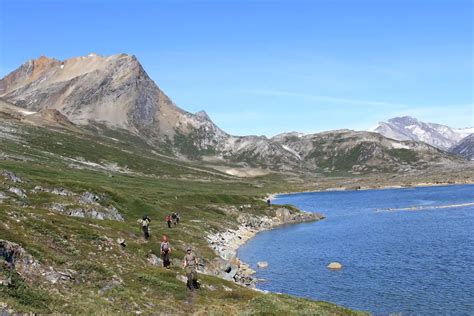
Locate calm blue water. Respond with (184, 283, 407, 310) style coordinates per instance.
(238, 185, 474, 315)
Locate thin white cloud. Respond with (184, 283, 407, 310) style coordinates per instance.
(244, 89, 410, 107)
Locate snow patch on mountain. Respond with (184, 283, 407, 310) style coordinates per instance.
(373, 116, 473, 151)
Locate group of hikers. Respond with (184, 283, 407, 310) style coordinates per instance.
(165, 212, 180, 228)
(137, 214, 199, 291)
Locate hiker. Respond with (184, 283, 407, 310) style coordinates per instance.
(176, 213, 180, 225)
(267, 199, 271, 207)
(183, 246, 199, 291)
(171, 212, 178, 226)
(161, 235, 172, 269)
(165, 214, 172, 228)
(137, 215, 151, 240)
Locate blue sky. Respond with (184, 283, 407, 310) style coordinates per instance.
(0, 0, 472, 136)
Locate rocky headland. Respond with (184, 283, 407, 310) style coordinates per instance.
(205, 207, 324, 287)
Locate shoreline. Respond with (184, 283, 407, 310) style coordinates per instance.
(265, 181, 474, 201)
(206, 181, 474, 290)
(206, 207, 324, 287)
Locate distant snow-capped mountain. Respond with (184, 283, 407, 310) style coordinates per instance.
(450, 134, 474, 160)
(372, 116, 474, 151)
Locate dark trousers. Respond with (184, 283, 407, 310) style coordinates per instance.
(142, 226, 150, 240)
(162, 251, 170, 268)
(167, 221, 171, 228)
(186, 267, 199, 290)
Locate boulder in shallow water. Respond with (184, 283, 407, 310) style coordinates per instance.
(327, 262, 342, 270)
(257, 261, 268, 268)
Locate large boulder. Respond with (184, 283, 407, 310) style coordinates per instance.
(327, 262, 343, 270)
(257, 261, 268, 269)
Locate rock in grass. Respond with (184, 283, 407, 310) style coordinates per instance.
(147, 253, 162, 266)
(257, 261, 268, 268)
(176, 274, 187, 284)
(1, 170, 23, 183)
(327, 262, 343, 270)
(8, 187, 26, 198)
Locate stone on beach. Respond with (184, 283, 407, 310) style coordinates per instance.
(327, 262, 343, 270)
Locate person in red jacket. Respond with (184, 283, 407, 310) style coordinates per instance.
(165, 214, 172, 228)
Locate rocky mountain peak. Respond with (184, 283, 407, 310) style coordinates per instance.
(373, 116, 473, 151)
(195, 110, 211, 121)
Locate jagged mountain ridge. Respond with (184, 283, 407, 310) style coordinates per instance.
(373, 116, 474, 151)
(272, 130, 453, 173)
(450, 134, 474, 160)
(0, 53, 301, 168)
(0, 53, 464, 173)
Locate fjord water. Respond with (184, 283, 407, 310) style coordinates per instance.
(238, 185, 474, 315)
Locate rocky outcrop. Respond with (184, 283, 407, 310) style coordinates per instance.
(0, 240, 74, 284)
(49, 203, 123, 221)
(8, 187, 26, 198)
(206, 207, 324, 287)
(1, 170, 22, 183)
(31, 188, 124, 221)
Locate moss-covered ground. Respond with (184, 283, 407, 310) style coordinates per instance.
(0, 121, 368, 315)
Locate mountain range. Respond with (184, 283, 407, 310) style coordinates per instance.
(0, 53, 471, 174)
(373, 116, 473, 160)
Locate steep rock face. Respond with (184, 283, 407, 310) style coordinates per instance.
(450, 134, 474, 160)
(0, 53, 184, 137)
(373, 116, 474, 151)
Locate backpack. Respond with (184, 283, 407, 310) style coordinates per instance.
(161, 242, 170, 253)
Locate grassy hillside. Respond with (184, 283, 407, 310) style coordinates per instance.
(0, 119, 368, 315)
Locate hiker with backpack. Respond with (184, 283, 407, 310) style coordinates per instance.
(171, 212, 178, 226)
(165, 214, 172, 228)
(137, 215, 151, 240)
(161, 235, 172, 269)
(183, 246, 199, 291)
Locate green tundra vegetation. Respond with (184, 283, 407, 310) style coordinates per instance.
(0, 121, 368, 315)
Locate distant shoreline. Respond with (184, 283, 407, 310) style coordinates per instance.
(266, 181, 474, 201)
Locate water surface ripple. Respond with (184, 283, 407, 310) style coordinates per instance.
(238, 185, 474, 315)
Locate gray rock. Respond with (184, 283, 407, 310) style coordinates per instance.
(147, 254, 162, 266)
(176, 274, 187, 284)
(51, 188, 73, 196)
(79, 191, 103, 205)
(43, 270, 74, 284)
(8, 187, 26, 198)
(0, 239, 40, 273)
(49, 203, 124, 221)
(1, 171, 22, 183)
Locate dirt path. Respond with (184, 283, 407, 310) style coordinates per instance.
(183, 289, 197, 314)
